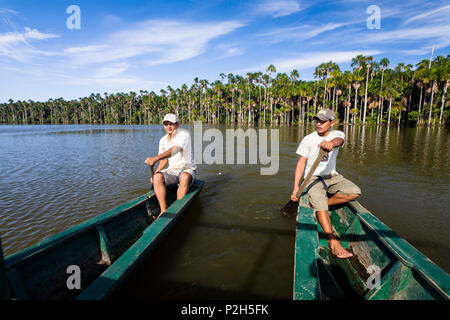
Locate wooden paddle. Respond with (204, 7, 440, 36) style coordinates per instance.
(149, 164, 155, 190)
(281, 149, 329, 217)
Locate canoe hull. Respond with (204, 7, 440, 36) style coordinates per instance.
(293, 195, 450, 300)
(1, 180, 204, 300)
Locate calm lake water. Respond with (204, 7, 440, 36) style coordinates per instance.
(0, 124, 449, 299)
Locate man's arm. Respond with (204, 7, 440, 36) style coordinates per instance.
(145, 145, 183, 167)
(155, 158, 168, 173)
(318, 137, 344, 152)
(156, 145, 182, 161)
(291, 156, 307, 201)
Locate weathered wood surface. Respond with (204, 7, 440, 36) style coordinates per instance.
(293, 192, 450, 300)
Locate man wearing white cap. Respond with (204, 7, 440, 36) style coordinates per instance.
(290, 108, 361, 259)
(145, 113, 196, 218)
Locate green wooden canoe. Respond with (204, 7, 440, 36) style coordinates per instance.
(0, 180, 204, 300)
(294, 192, 450, 300)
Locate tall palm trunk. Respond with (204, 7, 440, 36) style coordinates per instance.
(428, 80, 436, 126)
(362, 68, 369, 124)
(346, 85, 351, 123)
(314, 88, 318, 116)
(418, 85, 423, 121)
(378, 98, 384, 125)
(232, 89, 235, 123)
(439, 80, 448, 124)
(259, 85, 262, 124)
(269, 99, 273, 124)
(387, 97, 392, 125)
(353, 87, 359, 124)
(335, 88, 339, 113)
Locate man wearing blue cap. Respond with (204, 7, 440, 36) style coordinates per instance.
(145, 113, 196, 218)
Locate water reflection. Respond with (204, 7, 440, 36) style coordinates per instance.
(0, 124, 449, 300)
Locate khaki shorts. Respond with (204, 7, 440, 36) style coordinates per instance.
(157, 168, 196, 186)
(306, 174, 361, 211)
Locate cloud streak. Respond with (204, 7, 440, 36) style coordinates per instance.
(356, 25, 450, 44)
(404, 4, 450, 24)
(258, 22, 349, 42)
(242, 50, 381, 74)
(65, 19, 246, 66)
(0, 27, 59, 62)
(254, 0, 301, 18)
(0, 8, 18, 29)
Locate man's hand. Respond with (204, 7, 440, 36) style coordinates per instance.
(291, 186, 300, 201)
(318, 140, 334, 152)
(145, 156, 158, 166)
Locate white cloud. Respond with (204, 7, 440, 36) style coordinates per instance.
(214, 43, 245, 59)
(222, 47, 244, 58)
(0, 18, 245, 100)
(254, 0, 301, 18)
(404, 4, 450, 24)
(64, 45, 108, 54)
(94, 62, 129, 78)
(0, 8, 18, 29)
(274, 51, 381, 72)
(0, 27, 58, 45)
(258, 22, 348, 42)
(65, 19, 245, 66)
(242, 50, 381, 74)
(398, 40, 450, 56)
(0, 27, 59, 61)
(357, 25, 450, 43)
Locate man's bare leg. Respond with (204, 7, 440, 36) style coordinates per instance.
(177, 172, 192, 200)
(316, 210, 353, 258)
(328, 193, 359, 206)
(153, 173, 167, 217)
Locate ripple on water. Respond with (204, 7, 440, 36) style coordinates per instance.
(1, 125, 449, 298)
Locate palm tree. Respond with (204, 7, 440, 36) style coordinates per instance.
(433, 55, 450, 124)
(352, 55, 374, 124)
(266, 64, 276, 124)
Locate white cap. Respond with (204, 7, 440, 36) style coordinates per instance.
(163, 113, 178, 123)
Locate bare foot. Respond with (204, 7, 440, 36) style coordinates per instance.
(151, 210, 165, 221)
(330, 241, 353, 259)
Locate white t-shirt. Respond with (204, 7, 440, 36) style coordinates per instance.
(296, 130, 345, 176)
(158, 129, 197, 171)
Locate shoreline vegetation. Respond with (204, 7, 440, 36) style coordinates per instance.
(1, 55, 449, 127)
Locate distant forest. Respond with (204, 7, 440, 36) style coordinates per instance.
(1, 54, 449, 126)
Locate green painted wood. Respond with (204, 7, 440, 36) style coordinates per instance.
(0, 237, 10, 299)
(4, 192, 156, 269)
(1, 181, 203, 300)
(97, 226, 114, 264)
(365, 261, 403, 300)
(294, 196, 450, 300)
(76, 180, 204, 300)
(5, 269, 28, 300)
(12, 229, 107, 300)
(293, 193, 322, 300)
(315, 254, 345, 299)
(349, 201, 450, 298)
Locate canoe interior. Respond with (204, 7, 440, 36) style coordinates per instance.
(294, 195, 450, 300)
(1, 181, 203, 300)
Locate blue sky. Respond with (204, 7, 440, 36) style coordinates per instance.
(0, 0, 449, 102)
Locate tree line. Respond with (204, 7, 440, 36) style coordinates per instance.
(1, 54, 449, 126)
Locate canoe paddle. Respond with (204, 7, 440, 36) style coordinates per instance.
(149, 164, 155, 190)
(281, 148, 329, 217)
